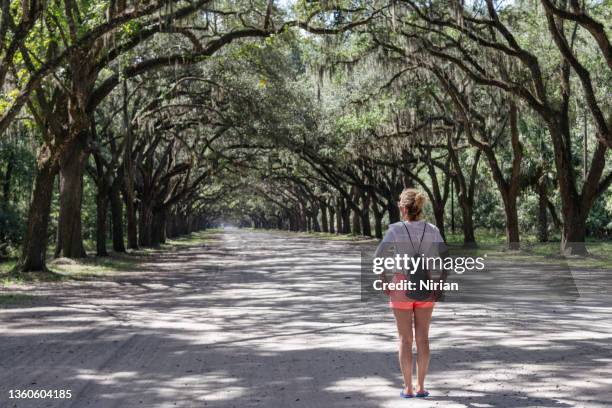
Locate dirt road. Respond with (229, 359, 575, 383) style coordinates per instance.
(1, 229, 611, 407)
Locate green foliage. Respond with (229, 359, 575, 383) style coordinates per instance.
(0, 134, 36, 256)
(0, 0, 610, 266)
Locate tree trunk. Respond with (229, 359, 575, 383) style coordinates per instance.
(431, 203, 446, 242)
(176, 213, 188, 236)
(110, 181, 126, 252)
(561, 203, 588, 255)
(186, 215, 193, 234)
(372, 201, 383, 240)
(55, 137, 88, 259)
(546, 111, 595, 255)
(138, 200, 153, 247)
(386, 198, 400, 223)
(503, 197, 520, 250)
(166, 213, 176, 237)
(152, 209, 167, 245)
(122, 79, 138, 249)
(340, 197, 351, 234)
(374, 213, 383, 239)
(158, 212, 167, 244)
(321, 204, 329, 233)
(459, 200, 476, 246)
(474, 133, 521, 249)
(351, 208, 361, 235)
(547, 200, 562, 229)
(360, 191, 372, 237)
(95, 187, 109, 257)
(537, 183, 549, 242)
(349, 188, 362, 235)
(297, 205, 306, 231)
(504, 104, 522, 250)
(335, 198, 342, 234)
(123, 188, 138, 249)
(312, 208, 321, 232)
(328, 206, 335, 234)
(448, 132, 480, 246)
(19, 151, 57, 272)
(288, 213, 295, 231)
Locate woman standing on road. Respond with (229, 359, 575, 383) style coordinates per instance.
(374, 188, 447, 399)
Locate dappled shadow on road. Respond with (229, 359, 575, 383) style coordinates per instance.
(1, 230, 611, 407)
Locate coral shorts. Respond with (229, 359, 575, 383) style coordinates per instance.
(388, 272, 434, 310)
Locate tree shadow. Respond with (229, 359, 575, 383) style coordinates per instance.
(1, 229, 611, 407)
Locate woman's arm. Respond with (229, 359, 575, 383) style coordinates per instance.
(374, 226, 396, 295)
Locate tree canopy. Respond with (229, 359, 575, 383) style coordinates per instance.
(0, 0, 610, 270)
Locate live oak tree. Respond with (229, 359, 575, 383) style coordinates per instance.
(10, 0, 379, 271)
(1, 1, 611, 274)
(383, 0, 611, 253)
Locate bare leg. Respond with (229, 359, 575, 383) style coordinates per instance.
(414, 306, 434, 394)
(392, 308, 414, 394)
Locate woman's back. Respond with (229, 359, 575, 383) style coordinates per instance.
(376, 220, 445, 259)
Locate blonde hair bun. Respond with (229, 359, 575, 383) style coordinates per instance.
(399, 188, 427, 220)
(414, 192, 427, 207)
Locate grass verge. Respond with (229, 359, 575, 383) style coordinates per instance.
(0, 229, 222, 286)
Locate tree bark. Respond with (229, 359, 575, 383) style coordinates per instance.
(561, 209, 587, 254)
(93, 154, 109, 257)
(386, 198, 400, 224)
(359, 190, 372, 237)
(55, 136, 88, 258)
(547, 200, 562, 230)
(109, 181, 126, 252)
(537, 182, 549, 242)
(320, 203, 329, 233)
(151, 209, 167, 245)
(505, 104, 522, 250)
(420, 151, 450, 240)
(19, 151, 57, 272)
(312, 208, 321, 232)
(467, 104, 522, 249)
(166, 213, 176, 237)
(371, 196, 384, 239)
(335, 198, 342, 234)
(95, 186, 109, 257)
(342, 199, 350, 234)
(503, 198, 520, 250)
(549, 121, 594, 255)
(351, 207, 361, 235)
(186, 215, 193, 234)
(288, 213, 295, 231)
(122, 80, 138, 249)
(431, 203, 446, 240)
(458, 198, 476, 245)
(448, 144, 480, 246)
(123, 188, 138, 249)
(138, 200, 153, 247)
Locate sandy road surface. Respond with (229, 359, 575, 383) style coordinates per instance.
(1, 229, 611, 408)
